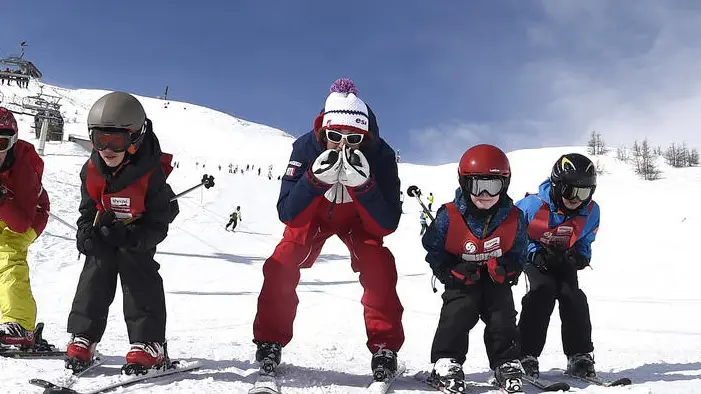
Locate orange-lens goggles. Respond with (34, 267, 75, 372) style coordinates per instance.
(90, 128, 131, 152)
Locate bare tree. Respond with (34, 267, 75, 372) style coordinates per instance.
(587, 131, 608, 155)
(636, 138, 661, 180)
(664, 142, 679, 167)
(587, 131, 597, 155)
(689, 148, 700, 166)
(616, 145, 629, 162)
(595, 160, 606, 175)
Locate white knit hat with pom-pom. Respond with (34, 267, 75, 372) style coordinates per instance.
(319, 78, 369, 134)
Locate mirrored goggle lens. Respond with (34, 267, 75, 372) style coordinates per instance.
(469, 177, 504, 197)
(562, 185, 593, 201)
(90, 129, 130, 152)
(325, 129, 364, 145)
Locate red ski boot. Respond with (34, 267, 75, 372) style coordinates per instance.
(0, 322, 35, 349)
(123, 342, 167, 375)
(65, 335, 97, 372)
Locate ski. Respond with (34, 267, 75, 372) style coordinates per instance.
(249, 373, 280, 394)
(29, 360, 201, 394)
(367, 359, 406, 394)
(563, 372, 631, 387)
(522, 374, 570, 391)
(0, 348, 65, 358)
(30, 355, 107, 392)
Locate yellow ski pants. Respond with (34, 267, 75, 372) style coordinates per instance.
(0, 221, 37, 331)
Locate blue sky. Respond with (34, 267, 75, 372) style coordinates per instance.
(2, 1, 701, 164)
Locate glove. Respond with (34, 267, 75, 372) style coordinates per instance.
(98, 210, 133, 248)
(76, 226, 116, 260)
(564, 249, 590, 270)
(339, 147, 370, 187)
(487, 257, 520, 285)
(311, 149, 342, 185)
(530, 247, 565, 272)
(437, 261, 481, 287)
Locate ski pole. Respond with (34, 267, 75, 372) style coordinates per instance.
(406, 185, 435, 222)
(48, 211, 78, 232)
(122, 173, 215, 225)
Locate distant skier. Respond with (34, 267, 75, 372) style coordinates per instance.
(516, 153, 600, 379)
(399, 190, 404, 213)
(0, 108, 50, 348)
(65, 92, 179, 373)
(428, 192, 434, 211)
(252, 78, 404, 383)
(419, 211, 428, 235)
(225, 206, 242, 231)
(258, 167, 261, 176)
(422, 144, 526, 393)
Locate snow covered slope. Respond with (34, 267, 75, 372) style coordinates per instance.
(1, 81, 699, 393)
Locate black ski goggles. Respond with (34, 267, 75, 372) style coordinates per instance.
(325, 129, 364, 145)
(559, 183, 595, 201)
(464, 176, 507, 197)
(89, 128, 133, 152)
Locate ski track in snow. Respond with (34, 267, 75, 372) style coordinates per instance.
(1, 81, 700, 393)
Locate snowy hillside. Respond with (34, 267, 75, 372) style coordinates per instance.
(1, 81, 700, 394)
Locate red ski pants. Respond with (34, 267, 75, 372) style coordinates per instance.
(253, 224, 405, 353)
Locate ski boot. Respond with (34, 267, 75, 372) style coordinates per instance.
(429, 358, 467, 393)
(66, 335, 98, 373)
(371, 349, 398, 382)
(122, 342, 168, 375)
(566, 353, 596, 378)
(494, 359, 524, 393)
(254, 340, 282, 376)
(520, 355, 539, 378)
(0, 322, 35, 349)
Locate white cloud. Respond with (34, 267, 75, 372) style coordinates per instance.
(411, 1, 701, 163)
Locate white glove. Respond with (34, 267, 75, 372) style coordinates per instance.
(339, 147, 370, 187)
(311, 149, 342, 185)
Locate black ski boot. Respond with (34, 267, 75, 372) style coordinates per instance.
(494, 359, 524, 393)
(254, 340, 282, 376)
(371, 349, 398, 382)
(566, 353, 596, 377)
(429, 358, 467, 393)
(520, 355, 539, 378)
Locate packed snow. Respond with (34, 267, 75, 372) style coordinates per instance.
(1, 80, 699, 393)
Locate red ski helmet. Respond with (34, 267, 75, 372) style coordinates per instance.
(0, 107, 19, 152)
(458, 144, 511, 197)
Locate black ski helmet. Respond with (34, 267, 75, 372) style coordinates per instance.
(550, 153, 597, 210)
(236, 206, 240, 210)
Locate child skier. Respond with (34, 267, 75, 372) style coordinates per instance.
(516, 153, 600, 379)
(422, 144, 527, 393)
(0, 107, 50, 348)
(65, 92, 179, 373)
(225, 206, 242, 231)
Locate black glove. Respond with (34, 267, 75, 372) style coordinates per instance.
(564, 249, 590, 270)
(98, 210, 133, 248)
(487, 257, 521, 285)
(437, 261, 481, 287)
(531, 247, 565, 272)
(77, 226, 116, 260)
